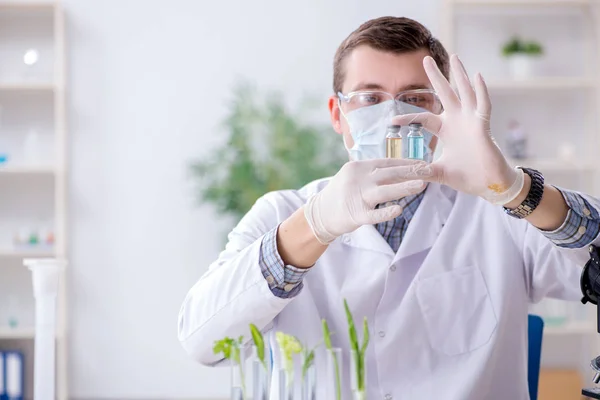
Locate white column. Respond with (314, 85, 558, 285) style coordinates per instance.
(24, 258, 67, 400)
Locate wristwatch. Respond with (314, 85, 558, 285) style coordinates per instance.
(503, 167, 545, 219)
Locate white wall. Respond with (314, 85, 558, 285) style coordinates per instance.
(64, 1, 439, 398)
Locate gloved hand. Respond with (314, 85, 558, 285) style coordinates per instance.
(303, 158, 435, 244)
(393, 54, 524, 206)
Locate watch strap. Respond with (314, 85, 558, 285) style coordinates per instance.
(503, 167, 544, 219)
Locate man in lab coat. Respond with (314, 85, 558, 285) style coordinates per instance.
(178, 16, 600, 399)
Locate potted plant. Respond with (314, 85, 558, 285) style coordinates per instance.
(189, 79, 346, 232)
(502, 37, 544, 79)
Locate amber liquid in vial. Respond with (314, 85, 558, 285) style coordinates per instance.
(386, 137, 403, 159)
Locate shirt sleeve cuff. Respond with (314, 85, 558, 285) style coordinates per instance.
(259, 225, 310, 298)
(540, 188, 600, 248)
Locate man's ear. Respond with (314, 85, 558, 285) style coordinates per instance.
(328, 96, 343, 135)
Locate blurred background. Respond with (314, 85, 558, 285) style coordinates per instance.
(0, 0, 599, 399)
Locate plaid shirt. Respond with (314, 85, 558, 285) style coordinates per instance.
(258, 187, 600, 299)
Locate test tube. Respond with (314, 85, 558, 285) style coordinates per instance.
(24, 258, 66, 400)
(385, 125, 402, 159)
(407, 123, 424, 160)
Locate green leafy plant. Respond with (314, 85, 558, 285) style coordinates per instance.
(189, 79, 346, 225)
(322, 319, 341, 400)
(213, 336, 246, 396)
(344, 299, 370, 396)
(275, 331, 303, 387)
(249, 323, 268, 371)
(502, 37, 544, 57)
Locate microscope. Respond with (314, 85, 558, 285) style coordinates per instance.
(579, 245, 600, 399)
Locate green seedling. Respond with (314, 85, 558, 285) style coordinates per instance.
(344, 299, 370, 395)
(275, 331, 303, 387)
(213, 335, 246, 397)
(322, 319, 341, 400)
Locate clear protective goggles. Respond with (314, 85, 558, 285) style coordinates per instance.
(337, 89, 443, 115)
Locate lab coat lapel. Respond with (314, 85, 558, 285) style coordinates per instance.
(394, 183, 455, 262)
(339, 224, 395, 257)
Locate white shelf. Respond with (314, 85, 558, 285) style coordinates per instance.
(0, 83, 55, 92)
(486, 77, 596, 91)
(453, 0, 590, 6)
(545, 321, 595, 336)
(0, 249, 55, 259)
(0, 327, 35, 339)
(0, 2, 56, 11)
(0, 166, 55, 175)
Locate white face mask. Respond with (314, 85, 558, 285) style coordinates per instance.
(340, 100, 434, 162)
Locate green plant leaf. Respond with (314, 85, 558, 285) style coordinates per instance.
(344, 299, 360, 354)
(213, 337, 234, 360)
(275, 331, 303, 386)
(322, 319, 333, 350)
(249, 323, 267, 370)
(361, 316, 370, 357)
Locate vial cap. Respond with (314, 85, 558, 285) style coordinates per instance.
(409, 122, 422, 128)
(387, 124, 401, 133)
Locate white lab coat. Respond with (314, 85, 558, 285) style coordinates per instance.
(178, 179, 599, 400)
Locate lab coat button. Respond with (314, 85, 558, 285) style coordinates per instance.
(342, 236, 351, 244)
(283, 283, 296, 292)
(579, 226, 587, 235)
(389, 265, 397, 272)
(378, 331, 386, 338)
(384, 394, 392, 400)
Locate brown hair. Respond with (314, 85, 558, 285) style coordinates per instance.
(333, 16, 450, 94)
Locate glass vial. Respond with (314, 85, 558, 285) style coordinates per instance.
(252, 346, 270, 400)
(407, 123, 424, 160)
(351, 350, 367, 400)
(326, 348, 343, 400)
(301, 352, 316, 400)
(231, 357, 247, 400)
(385, 125, 403, 159)
(278, 367, 293, 400)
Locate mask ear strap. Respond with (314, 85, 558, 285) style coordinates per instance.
(338, 98, 349, 121)
(337, 99, 355, 156)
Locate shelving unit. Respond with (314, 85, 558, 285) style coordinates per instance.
(0, 1, 68, 399)
(441, 0, 600, 382)
(0, 165, 55, 175)
(0, 83, 55, 91)
(0, 327, 35, 340)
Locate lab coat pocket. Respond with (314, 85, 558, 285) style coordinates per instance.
(416, 266, 497, 356)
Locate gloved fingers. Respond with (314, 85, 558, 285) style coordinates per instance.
(423, 55, 460, 112)
(473, 72, 491, 119)
(372, 162, 435, 185)
(450, 55, 476, 110)
(366, 180, 426, 206)
(391, 112, 443, 137)
(366, 205, 405, 225)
